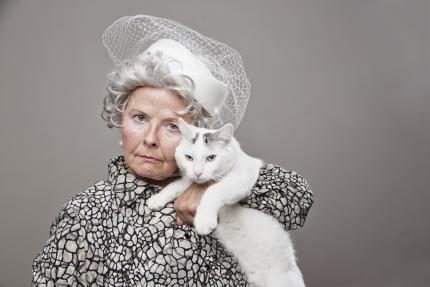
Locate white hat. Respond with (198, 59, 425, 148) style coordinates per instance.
(142, 38, 228, 117)
(102, 15, 251, 130)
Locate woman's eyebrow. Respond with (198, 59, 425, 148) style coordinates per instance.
(129, 109, 179, 121)
(161, 115, 180, 122)
(130, 108, 146, 113)
(164, 117, 179, 122)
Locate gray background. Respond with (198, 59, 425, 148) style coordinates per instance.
(0, 0, 429, 286)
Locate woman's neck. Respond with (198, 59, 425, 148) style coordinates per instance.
(127, 164, 181, 187)
(140, 176, 177, 188)
(128, 167, 182, 188)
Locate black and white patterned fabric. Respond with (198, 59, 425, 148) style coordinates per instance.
(32, 155, 314, 286)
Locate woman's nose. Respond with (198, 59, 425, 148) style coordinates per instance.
(144, 124, 158, 147)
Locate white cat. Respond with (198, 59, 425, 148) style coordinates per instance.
(147, 118, 305, 287)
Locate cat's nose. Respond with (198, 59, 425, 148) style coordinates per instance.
(194, 171, 203, 178)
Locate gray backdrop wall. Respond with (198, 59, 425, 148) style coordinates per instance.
(0, 0, 429, 286)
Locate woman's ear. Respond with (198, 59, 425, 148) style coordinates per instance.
(178, 117, 193, 140)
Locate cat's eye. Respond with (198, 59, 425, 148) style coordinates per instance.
(207, 155, 216, 161)
(185, 155, 193, 161)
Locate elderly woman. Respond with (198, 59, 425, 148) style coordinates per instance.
(32, 15, 314, 286)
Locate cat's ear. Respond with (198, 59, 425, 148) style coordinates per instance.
(178, 117, 193, 140)
(211, 123, 234, 145)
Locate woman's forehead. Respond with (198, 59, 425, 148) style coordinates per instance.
(127, 87, 186, 117)
(130, 87, 185, 108)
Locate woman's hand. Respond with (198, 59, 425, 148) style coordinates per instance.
(174, 181, 213, 225)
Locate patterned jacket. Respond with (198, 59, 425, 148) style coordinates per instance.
(31, 155, 314, 286)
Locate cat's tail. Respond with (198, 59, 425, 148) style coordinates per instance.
(265, 264, 306, 287)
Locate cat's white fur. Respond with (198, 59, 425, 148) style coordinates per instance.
(147, 118, 305, 287)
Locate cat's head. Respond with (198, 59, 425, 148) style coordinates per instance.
(175, 118, 235, 183)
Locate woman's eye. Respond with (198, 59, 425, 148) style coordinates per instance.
(207, 155, 216, 161)
(166, 122, 180, 133)
(185, 155, 193, 161)
(133, 115, 145, 122)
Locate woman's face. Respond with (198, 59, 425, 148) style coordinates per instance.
(121, 86, 192, 183)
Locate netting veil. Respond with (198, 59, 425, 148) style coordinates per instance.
(102, 15, 251, 130)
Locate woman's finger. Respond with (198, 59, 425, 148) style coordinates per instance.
(176, 213, 184, 225)
(175, 208, 194, 225)
(174, 181, 213, 225)
(174, 200, 194, 225)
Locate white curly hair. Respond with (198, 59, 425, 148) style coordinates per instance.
(101, 51, 214, 129)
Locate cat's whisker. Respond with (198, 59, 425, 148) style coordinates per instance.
(211, 175, 223, 182)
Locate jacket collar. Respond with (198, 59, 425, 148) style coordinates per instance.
(108, 155, 163, 209)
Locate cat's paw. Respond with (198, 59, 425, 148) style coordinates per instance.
(146, 194, 168, 211)
(194, 211, 218, 235)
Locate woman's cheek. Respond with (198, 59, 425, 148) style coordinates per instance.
(123, 121, 145, 147)
(128, 119, 145, 133)
(160, 131, 182, 157)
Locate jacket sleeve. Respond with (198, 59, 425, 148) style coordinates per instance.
(239, 163, 314, 231)
(31, 194, 104, 286)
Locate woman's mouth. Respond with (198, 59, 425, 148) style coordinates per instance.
(139, 155, 161, 163)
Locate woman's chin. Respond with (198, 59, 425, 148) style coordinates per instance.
(133, 166, 158, 178)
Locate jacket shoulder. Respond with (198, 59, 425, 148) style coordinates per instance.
(49, 180, 113, 236)
(32, 180, 111, 285)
